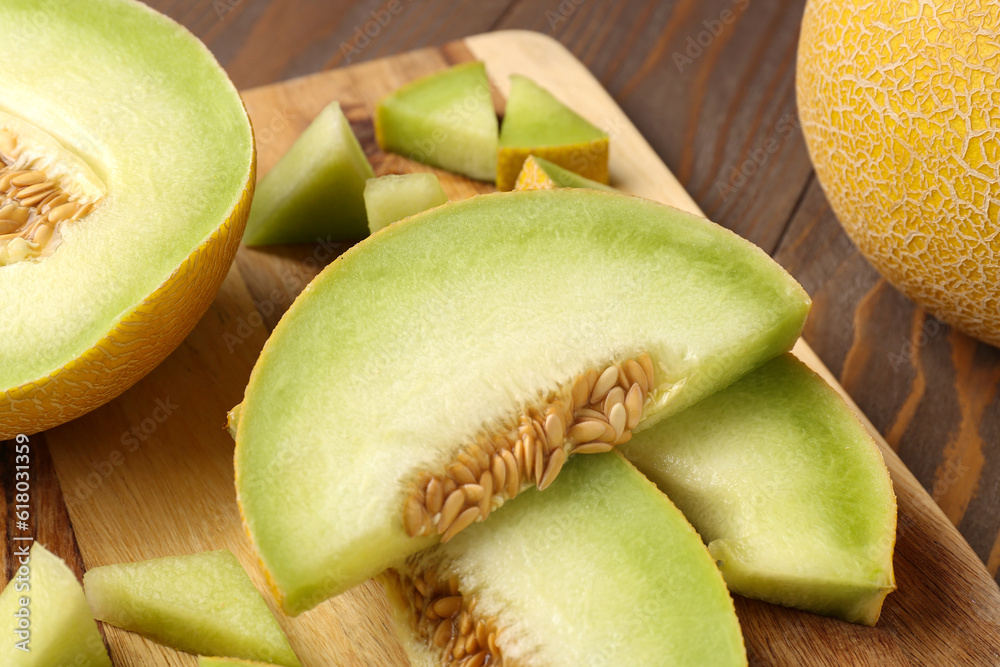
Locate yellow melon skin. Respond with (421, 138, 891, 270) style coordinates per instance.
(797, 0, 1000, 345)
(0, 157, 255, 440)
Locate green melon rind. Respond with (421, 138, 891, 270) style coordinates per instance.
(499, 75, 607, 148)
(244, 102, 374, 245)
(0, 543, 111, 667)
(235, 189, 810, 614)
(364, 173, 448, 234)
(375, 62, 498, 181)
(83, 550, 300, 667)
(386, 453, 747, 666)
(621, 353, 897, 625)
(525, 155, 616, 190)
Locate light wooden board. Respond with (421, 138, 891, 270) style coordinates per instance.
(34, 30, 1000, 666)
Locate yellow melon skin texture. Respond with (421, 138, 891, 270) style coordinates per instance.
(797, 0, 1000, 345)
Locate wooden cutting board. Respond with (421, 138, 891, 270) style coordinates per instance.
(17, 30, 1000, 666)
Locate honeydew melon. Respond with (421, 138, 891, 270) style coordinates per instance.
(234, 188, 810, 614)
(0, 542, 111, 667)
(244, 102, 373, 245)
(514, 155, 615, 192)
(497, 75, 609, 190)
(621, 353, 897, 625)
(364, 173, 447, 234)
(0, 0, 255, 438)
(375, 62, 498, 181)
(84, 550, 300, 667)
(383, 453, 747, 666)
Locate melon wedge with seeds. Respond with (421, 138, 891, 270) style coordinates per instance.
(383, 453, 747, 666)
(514, 155, 616, 192)
(496, 75, 609, 190)
(375, 62, 498, 181)
(621, 353, 897, 625)
(0, 0, 254, 438)
(200, 658, 281, 667)
(364, 173, 447, 234)
(244, 102, 373, 245)
(0, 542, 111, 667)
(84, 550, 300, 667)
(234, 188, 810, 613)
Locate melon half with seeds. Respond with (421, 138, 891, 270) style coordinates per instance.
(234, 188, 810, 614)
(0, 0, 254, 438)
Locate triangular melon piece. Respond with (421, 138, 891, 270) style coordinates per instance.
(199, 658, 281, 667)
(375, 62, 498, 181)
(621, 353, 897, 625)
(0, 543, 110, 667)
(234, 188, 810, 614)
(514, 154, 616, 192)
(497, 75, 609, 190)
(364, 173, 447, 234)
(244, 102, 374, 245)
(383, 453, 746, 665)
(84, 550, 300, 666)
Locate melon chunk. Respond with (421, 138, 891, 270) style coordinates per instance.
(235, 189, 810, 614)
(514, 154, 615, 192)
(621, 353, 897, 625)
(244, 102, 373, 245)
(0, 543, 110, 667)
(497, 75, 609, 190)
(364, 173, 447, 234)
(83, 550, 300, 666)
(383, 453, 746, 666)
(375, 62, 498, 181)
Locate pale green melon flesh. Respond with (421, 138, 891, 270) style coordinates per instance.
(0, 542, 111, 666)
(364, 173, 447, 234)
(235, 189, 810, 614)
(524, 155, 616, 190)
(83, 550, 300, 667)
(375, 62, 498, 181)
(244, 102, 373, 245)
(199, 658, 281, 667)
(0, 0, 253, 389)
(499, 75, 606, 148)
(621, 353, 897, 625)
(385, 453, 746, 666)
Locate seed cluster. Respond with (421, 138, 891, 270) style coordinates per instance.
(389, 567, 505, 667)
(0, 129, 97, 265)
(403, 355, 655, 542)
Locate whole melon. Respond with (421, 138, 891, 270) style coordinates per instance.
(797, 0, 1000, 345)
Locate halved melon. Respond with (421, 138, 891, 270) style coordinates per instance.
(84, 550, 300, 667)
(514, 155, 615, 192)
(383, 453, 746, 666)
(621, 353, 897, 625)
(364, 173, 447, 234)
(0, 0, 255, 438)
(0, 542, 111, 667)
(234, 189, 810, 614)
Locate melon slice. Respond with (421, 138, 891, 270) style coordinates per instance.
(0, 0, 254, 438)
(0, 542, 111, 667)
(375, 62, 498, 181)
(383, 453, 746, 666)
(514, 154, 615, 192)
(621, 353, 897, 625)
(244, 102, 373, 245)
(364, 173, 447, 234)
(84, 550, 300, 667)
(234, 188, 810, 614)
(496, 75, 609, 191)
(200, 658, 281, 667)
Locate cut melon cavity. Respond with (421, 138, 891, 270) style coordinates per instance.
(84, 550, 300, 667)
(621, 353, 897, 625)
(375, 62, 498, 181)
(365, 173, 447, 234)
(383, 453, 746, 666)
(514, 154, 615, 192)
(234, 188, 810, 614)
(0, 543, 111, 667)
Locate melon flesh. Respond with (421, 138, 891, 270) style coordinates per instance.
(375, 62, 498, 181)
(244, 102, 373, 245)
(514, 154, 616, 192)
(621, 353, 897, 625)
(383, 453, 746, 666)
(235, 189, 810, 614)
(84, 550, 300, 667)
(364, 173, 447, 234)
(0, 542, 111, 667)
